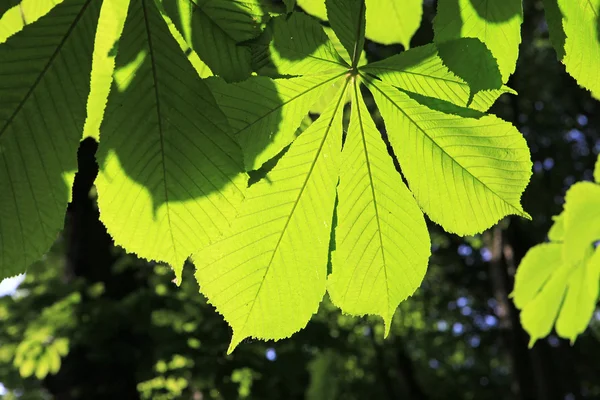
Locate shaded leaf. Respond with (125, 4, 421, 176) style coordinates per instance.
(0, 0, 101, 280)
(207, 72, 346, 170)
(361, 43, 513, 112)
(434, 0, 523, 83)
(325, 0, 365, 65)
(95, 0, 246, 282)
(554, 0, 600, 99)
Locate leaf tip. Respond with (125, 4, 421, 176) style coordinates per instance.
(227, 331, 246, 355)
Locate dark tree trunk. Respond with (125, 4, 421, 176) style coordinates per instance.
(43, 138, 142, 400)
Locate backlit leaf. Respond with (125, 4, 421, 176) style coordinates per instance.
(194, 82, 347, 353)
(434, 0, 523, 83)
(328, 82, 430, 334)
(0, 0, 101, 280)
(368, 79, 531, 235)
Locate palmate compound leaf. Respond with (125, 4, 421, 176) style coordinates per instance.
(193, 80, 348, 353)
(191, 0, 535, 350)
(367, 78, 532, 235)
(512, 243, 600, 345)
(328, 81, 430, 334)
(296, 0, 423, 48)
(546, 0, 600, 100)
(433, 0, 523, 83)
(361, 42, 515, 113)
(0, 0, 101, 280)
(95, 0, 247, 283)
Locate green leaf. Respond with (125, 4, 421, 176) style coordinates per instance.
(595, 155, 600, 183)
(283, 0, 295, 13)
(562, 182, 600, 264)
(513, 243, 600, 345)
(193, 82, 347, 353)
(328, 82, 430, 334)
(325, 0, 365, 66)
(367, 79, 531, 235)
(436, 38, 503, 104)
(162, 0, 270, 82)
(0, 0, 101, 280)
(257, 12, 347, 76)
(83, 0, 131, 141)
(548, 213, 565, 242)
(433, 0, 523, 83)
(95, 0, 246, 283)
(298, 0, 423, 48)
(541, 0, 566, 60)
(364, 0, 422, 48)
(554, 0, 600, 99)
(154, 0, 213, 78)
(513, 243, 571, 346)
(361, 43, 513, 112)
(0, 0, 64, 43)
(207, 72, 345, 171)
(555, 247, 600, 343)
(296, 0, 327, 20)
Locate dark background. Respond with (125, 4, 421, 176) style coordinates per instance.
(1, 0, 599, 399)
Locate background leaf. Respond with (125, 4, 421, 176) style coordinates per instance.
(561, 182, 600, 265)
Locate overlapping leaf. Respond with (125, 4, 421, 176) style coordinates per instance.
(0, 0, 101, 280)
(297, 0, 423, 48)
(434, 0, 523, 83)
(162, 0, 274, 82)
(544, 0, 600, 99)
(95, 0, 246, 283)
(207, 72, 346, 171)
(362, 42, 513, 112)
(0, 0, 64, 43)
